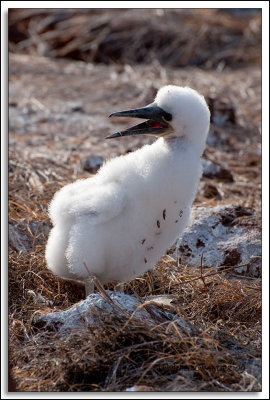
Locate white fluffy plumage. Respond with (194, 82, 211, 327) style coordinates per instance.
(45, 85, 210, 294)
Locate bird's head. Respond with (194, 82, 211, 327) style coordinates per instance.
(106, 85, 210, 147)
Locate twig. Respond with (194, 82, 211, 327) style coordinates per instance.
(83, 262, 124, 314)
(200, 252, 207, 289)
(184, 263, 249, 284)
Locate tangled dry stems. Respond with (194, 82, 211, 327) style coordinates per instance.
(9, 239, 261, 391)
(9, 9, 261, 69)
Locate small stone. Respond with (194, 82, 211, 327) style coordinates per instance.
(199, 182, 222, 199)
(207, 95, 236, 126)
(82, 155, 104, 173)
(71, 105, 85, 113)
(202, 159, 234, 182)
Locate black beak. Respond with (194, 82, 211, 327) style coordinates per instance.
(106, 103, 172, 139)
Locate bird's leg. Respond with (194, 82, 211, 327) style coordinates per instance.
(85, 277, 94, 297)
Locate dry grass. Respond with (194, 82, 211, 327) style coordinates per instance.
(9, 9, 261, 69)
(9, 250, 261, 391)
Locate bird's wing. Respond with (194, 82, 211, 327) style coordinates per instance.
(68, 182, 127, 225)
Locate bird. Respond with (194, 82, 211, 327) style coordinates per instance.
(45, 85, 210, 296)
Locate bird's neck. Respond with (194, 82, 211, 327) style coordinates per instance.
(164, 135, 183, 144)
(164, 134, 206, 156)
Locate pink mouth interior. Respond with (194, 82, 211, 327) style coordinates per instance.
(147, 121, 164, 128)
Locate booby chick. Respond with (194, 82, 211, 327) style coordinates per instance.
(45, 85, 210, 296)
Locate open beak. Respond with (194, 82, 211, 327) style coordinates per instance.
(106, 103, 172, 139)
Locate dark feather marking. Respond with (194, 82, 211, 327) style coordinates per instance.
(157, 220, 160, 228)
(163, 209, 166, 220)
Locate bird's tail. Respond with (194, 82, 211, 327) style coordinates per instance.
(45, 222, 76, 280)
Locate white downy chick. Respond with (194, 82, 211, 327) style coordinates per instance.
(45, 85, 210, 295)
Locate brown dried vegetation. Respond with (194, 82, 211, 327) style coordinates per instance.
(9, 252, 261, 392)
(9, 9, 261, 68)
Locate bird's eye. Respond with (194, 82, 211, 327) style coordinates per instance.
(163, 112, 172, 122)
